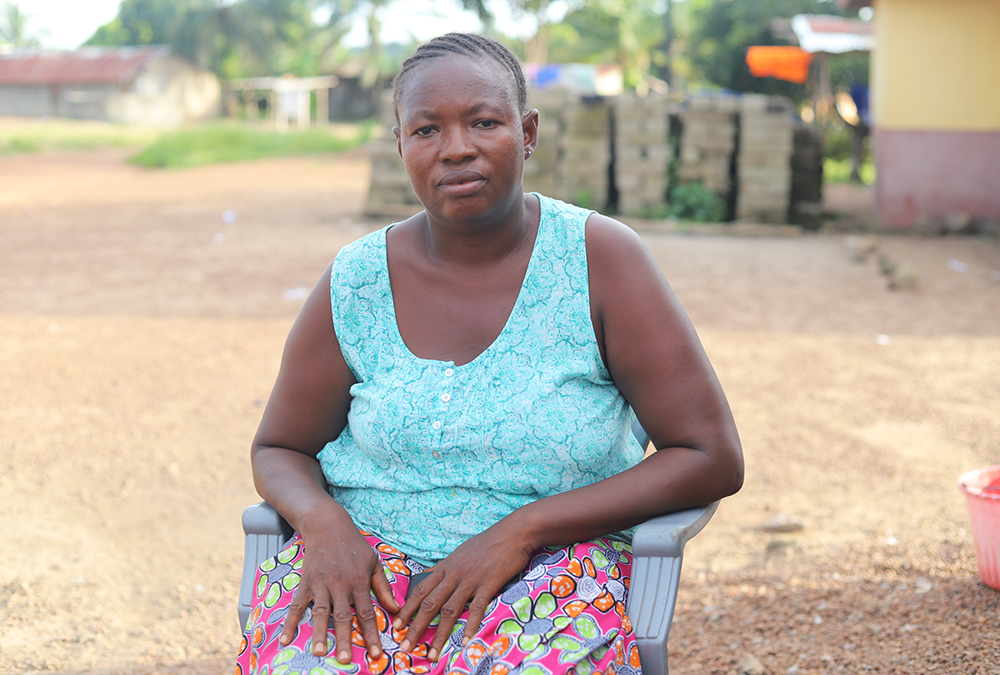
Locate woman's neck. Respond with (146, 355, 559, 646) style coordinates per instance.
(420, 192, 537, 270)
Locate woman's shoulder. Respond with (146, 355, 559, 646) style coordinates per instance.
(581, 210, 663, 310)
(531, 193, 649, 266)
(585, 211, 649, 259)
(334, 225, 387, 266)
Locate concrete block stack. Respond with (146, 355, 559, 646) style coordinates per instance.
(363, 86, 806, 226)
(613, 93, 672, 216)
(364, 91, 420, 219)
(555, 97, 612, 209)
(790, 123, 824, 229)
(675, 95, 739, 198)
(522, 87, 567, 199)
(736, 95, 795, 223)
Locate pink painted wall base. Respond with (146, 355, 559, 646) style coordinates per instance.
(874, 128, 1000, 228)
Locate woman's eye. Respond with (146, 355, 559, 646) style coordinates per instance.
(475, 120, 499, 129)
(414, 126, 435, 136)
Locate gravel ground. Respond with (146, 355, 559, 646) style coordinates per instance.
(1, 146, 998, 675)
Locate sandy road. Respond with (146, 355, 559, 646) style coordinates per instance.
(1, 148, 998, 674)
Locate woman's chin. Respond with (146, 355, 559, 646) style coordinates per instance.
(423, 191, 506, 224)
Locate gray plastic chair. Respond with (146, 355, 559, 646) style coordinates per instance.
(239, 419, 718, 675)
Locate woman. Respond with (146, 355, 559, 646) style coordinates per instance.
(238, 33, 743, 675)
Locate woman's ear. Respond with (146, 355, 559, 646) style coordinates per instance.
(522, 109, 539, 158)
(394, 126, 402, 159)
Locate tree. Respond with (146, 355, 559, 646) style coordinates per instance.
(0, 1, 48, 49)
(547, 0, 665, 90)
(508, 0, 585, 64)
(681, 0, 850, 99)
(85, 0, 360, 78)
(86, 0, 230, 69)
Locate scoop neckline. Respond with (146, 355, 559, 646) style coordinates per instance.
(382, 193, 547, 370)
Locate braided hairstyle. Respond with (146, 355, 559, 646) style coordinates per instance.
(392, 33, 528, 124)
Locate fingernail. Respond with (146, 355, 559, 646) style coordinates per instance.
(462, 637, 470, 647)
(313, 643, 325, 656)
(428, 648, 438, 663)
(369, 646, 381, 658)
(279, 634, 289, 646)
(339, 650, 351, 663)
(392, 618, 402, 630)
(399, 639, 411, 652)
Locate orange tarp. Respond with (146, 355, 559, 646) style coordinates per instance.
(746, 46, 813, 84)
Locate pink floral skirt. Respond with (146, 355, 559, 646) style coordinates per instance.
(236, 529, 642, 675)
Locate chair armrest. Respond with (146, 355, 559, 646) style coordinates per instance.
(626, 501, 719, 675)
(238, 502, 294, 630)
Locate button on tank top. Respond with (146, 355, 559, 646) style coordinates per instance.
(317, 194, 643, 564)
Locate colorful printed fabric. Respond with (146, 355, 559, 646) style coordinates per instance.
(319, 194, 644, 564)
(237, 530, 641, 675)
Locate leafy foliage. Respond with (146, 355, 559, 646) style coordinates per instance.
(668, 181, 725, 222)
(0, 1, 47, 48)
(549, 0, 664, 88)
(85, 0, 360, 79)
(129, 122, 373, 168)
(0, 120, 159, 156)
(680, 0, 850, 99)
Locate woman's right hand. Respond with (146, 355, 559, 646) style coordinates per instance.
(279, 513, 400, 663)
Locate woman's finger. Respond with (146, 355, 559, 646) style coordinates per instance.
(462, 592, 492, 647)
(353, 590, 383, 658)
(331, 592, 355, 663)
(428, 592, 469, 662)
(400, 582, 453, 655)
(280, 587, 310, 647)
(310, 594, 332, 656)
(393, 570, 438, 633)
(371, 566, 400, 615)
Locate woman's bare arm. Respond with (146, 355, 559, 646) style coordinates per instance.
(395, 214, 743, 658)
(516, 212, 745, 542)
(250, 262, 398, 662)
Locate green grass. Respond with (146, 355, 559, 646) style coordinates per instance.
(0, 119, 159, 155)
(824, 157, 876, 185)
(129, 122, 375, 169)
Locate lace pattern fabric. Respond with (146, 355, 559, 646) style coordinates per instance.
(318, 194, 643, 564)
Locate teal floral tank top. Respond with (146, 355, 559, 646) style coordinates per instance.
(317, 194, 644, 564)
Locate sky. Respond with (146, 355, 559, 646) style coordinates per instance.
(11, 0, 568, 50)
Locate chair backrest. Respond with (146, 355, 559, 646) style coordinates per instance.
(631, 417, 651, 450)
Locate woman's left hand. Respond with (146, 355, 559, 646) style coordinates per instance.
(392, 515, 535, 663)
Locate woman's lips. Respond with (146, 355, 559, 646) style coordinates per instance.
(438, 171, 487, 196)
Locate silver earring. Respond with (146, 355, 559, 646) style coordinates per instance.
(525, 149, 533, 158)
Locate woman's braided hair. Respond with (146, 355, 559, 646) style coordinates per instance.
(392, 33, 528, 124)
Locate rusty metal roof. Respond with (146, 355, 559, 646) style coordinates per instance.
(0, 46, 170, 86)
(799, 15, 873, 36)
(792, 14, 875, 53)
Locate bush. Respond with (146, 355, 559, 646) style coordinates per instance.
(130, 122, 374, 169)
(669, 182, 726, 222)
(0, 120, 157, 155)
(824, 157, 876, 185)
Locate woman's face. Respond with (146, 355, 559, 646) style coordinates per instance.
(394, 55, 537, 227)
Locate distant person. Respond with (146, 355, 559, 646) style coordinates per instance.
(237, 32, 743, 675)
(849, 84, 871, 183)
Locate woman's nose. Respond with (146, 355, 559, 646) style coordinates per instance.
(439, 128, 476, 163)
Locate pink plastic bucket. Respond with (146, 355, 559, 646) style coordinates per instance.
(958, 466, 1000, 590)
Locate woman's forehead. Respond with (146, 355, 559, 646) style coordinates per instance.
(399, 55, 519, 115)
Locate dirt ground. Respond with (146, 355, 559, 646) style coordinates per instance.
(1, 145, 999, 675)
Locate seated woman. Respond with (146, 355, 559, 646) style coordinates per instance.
(237, 32, 743, 675)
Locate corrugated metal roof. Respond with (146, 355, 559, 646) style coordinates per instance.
(800, 15, 873, 36)
(792, 14, 875, 53)
(0, 46, 171, 86)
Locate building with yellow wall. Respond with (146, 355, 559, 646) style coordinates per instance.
(844, 0, 1000, 228)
